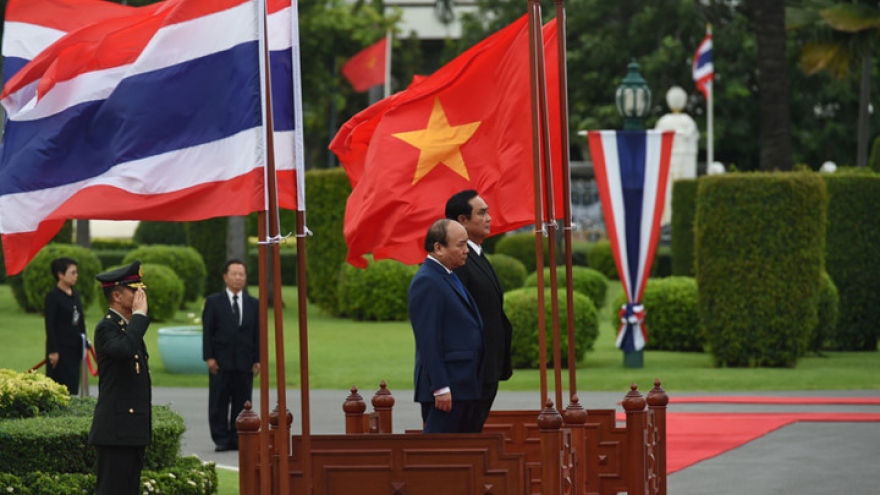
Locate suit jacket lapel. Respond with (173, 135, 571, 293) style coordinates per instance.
(470, 250, 503, 296)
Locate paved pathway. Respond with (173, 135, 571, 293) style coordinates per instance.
(145, 387, 880, 495)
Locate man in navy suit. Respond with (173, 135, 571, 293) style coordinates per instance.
(446, 190, 514, 432)
(202, 259, 260, 452)
(409, 219, 484, 433)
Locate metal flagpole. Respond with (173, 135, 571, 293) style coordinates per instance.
(706, 24, 714, 168)
(384, 29, 392, 98)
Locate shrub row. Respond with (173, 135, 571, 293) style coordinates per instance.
(337, 258, 417, 321)
(524, 266, 609, 309)
(0, 370, 70, 419)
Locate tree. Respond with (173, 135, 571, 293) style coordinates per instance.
(788, 0, 880, 168)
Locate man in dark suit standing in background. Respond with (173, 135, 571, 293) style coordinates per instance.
(446, 190, 514, 432)
(202, 259, 260, 452)
(410, 219, 484, 433)
(88, 261, 150, 495)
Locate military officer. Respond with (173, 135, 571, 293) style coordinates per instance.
(87, 261, 151, 495)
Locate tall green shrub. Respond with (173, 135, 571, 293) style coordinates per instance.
(122, 245, 206, 304)
(337, 258, 417, 321)
(505, 288, 598, 369)
(524, 265, 608, 309)
(810, 271, 839, 354)
(22, 244, 102, 312)
(585, 240, 617, 280)
(610, 276, 702, 352)
(186, 218, 228, 296)
(133, 221, 187, 245)
(868, 135, 880, 173)
(670, 178, 698, 276)
(305, 168, 351, 314)
(824, 171, 880, 350)
(494, 232, 550, 274)
(485, 253, 527, 292)
(695, 172, 827, 367)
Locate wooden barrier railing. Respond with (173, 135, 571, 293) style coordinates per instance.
(237, 380, 668, 495)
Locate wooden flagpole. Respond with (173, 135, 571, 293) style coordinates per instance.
(553, 0, 578, 405)
(526, 0, 549, 409)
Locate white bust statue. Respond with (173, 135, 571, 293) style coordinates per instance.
(654, 86, 699, 225)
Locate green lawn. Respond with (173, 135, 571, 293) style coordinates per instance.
(1, 283, 878, 392)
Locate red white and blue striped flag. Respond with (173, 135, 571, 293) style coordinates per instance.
(0, 0, 304, 275)
(588, 130, 674, 352)
(692, 28, 713, 100)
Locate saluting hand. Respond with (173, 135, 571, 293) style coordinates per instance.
(132, 288, 148, 314)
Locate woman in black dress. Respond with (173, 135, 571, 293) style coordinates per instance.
(44, 257, 87, 394)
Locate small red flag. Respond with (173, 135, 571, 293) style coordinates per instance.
(341, 38, 387, 92)
(330, 15, 564, 268)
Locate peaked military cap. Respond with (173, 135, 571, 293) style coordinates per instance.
(96, 260, 146, 289)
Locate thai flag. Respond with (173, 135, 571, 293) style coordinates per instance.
(587, 131, 675, 352)
(0, 0, 304, 275)
(692, 29, 713, 100)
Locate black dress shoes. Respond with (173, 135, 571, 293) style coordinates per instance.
(214, 444, 233, 452)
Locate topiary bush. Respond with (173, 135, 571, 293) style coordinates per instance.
(696, 172, 826, 367)
(505, 288, 598, 369)
(133, 221, 187, 245)
(7, 273, 34, 313)
(22, 243, 102, 313)
(0, 395, 185, 475)
(304, 168, 351, 314)
(585, 239, 618, 280)
(823, 170, 880, 351)
(123, 245, 206, 304)
(485, 253, 527, 292)
(670, 179, 698, 276)
(494, 232, 550, 274)
(810, 271, 839, 354)
(337, 258, 417, 321)
(524, 265, 608, 310)
(96, 263, 183, 321)
(609, 276, 702, 352)
(186, 218, 228, 296)
(0, 369, 70, 419)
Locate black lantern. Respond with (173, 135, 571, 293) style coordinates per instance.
(615, 59, 652, 130)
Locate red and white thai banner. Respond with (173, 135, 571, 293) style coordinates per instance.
(588, 130, 675, 352)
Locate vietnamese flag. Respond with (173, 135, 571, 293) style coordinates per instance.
(330, 15, 564, 268)
(341, 37, 387, 92)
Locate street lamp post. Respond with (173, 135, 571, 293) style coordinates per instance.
(615, 59, 652, 131)
(616, 59, 651, 369)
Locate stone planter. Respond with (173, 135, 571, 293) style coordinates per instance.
(157, 326, 205, 374)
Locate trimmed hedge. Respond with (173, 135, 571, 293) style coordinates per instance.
(22, 244, 102, 313)
(670, 179, 698, 276)
(246, 247, 297, 286)
(485, 253, 527, 293)
(304, 168, 351, 314)
(0, 370, 70, 419)
(505, 288, 598, 369)
(810, 271, 840, 353)
(610, 277, 702, 352)
(695, 172, 826, 367)
(89, 238, 137, 250)
(7, 274, 34, 313)
(0, 458, 216, 495)
(123, 245, 206, 304)
(494, 232, 550, 274)
(337, 258, 417, 321)
(524, 265, 608, 310)
(824, 170, 880, 350)
(0, 395, 184, 474)
(585, 240, 617, 280)
(133, 221, 187, 245)
(186, 218, 228, 296)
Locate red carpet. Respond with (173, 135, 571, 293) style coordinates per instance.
(663, 412, 880, 473)
(671, 396, 880, 405)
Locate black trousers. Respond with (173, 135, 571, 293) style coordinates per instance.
(46, 346, 82, 395)
(464, 382, 499, 433)
(95, 445, 145, 495)
(208, 369, 253, 448)
(420, 400, 480, 433)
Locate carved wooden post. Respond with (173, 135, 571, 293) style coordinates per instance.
(372, 380, 395, 434)
(538, 399, 563, 495)
(623, 383, 647, 495)
(269, 404, 293, 493)
(236, 401, 261, 495)
(647, 379, 669, 495)
(562, 395, 587, 494)
(343, 386, 366, 434)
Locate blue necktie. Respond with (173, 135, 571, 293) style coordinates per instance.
(450, 273, 467, 299)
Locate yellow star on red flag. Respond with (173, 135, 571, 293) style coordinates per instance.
(392, 98, 481, 184)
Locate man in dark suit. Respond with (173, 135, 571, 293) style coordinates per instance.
(202, 259, 260, 452)
(88, 261, 151, 495)
(409, 219, 484, 433)
(446, 190, 514, 432)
